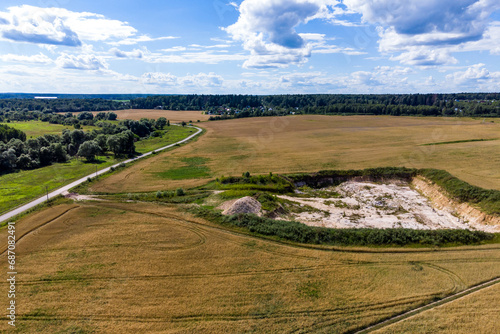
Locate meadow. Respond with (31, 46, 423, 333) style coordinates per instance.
(0, 121, 97, 138)
(90, 115, 500, 194)
(0, 200, 498, 333)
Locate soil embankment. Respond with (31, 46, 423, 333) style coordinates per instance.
(412, 176, 500, 231)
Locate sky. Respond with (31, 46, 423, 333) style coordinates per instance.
(0, 0, 499, 94)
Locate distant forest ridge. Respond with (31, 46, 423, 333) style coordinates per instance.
(0, 93, 499, 117)
(0, 93, 160, 100)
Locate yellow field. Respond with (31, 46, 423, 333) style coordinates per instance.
(65, 109, 210, 122)
(90, 115, 500, 193)
(1, 200, 499, 333)
(374, 284, 500, 334)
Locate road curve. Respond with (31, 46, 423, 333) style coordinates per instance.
(0, 125, 203, 224)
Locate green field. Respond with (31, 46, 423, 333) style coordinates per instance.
(1, 121, 97, 138)
(0, 157, 118, 214)
(134, 126, 194, 153)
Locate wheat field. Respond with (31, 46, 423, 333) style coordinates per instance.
(91, 115, 500, 194)
(0, 200, 498, 333)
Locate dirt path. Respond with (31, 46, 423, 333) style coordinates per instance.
(353, 276, 500, 333)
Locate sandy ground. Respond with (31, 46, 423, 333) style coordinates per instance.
(278, 181, 498, 232)
(62, 191, 104, 201)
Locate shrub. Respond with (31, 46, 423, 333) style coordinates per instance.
(176, 188, 185, 196)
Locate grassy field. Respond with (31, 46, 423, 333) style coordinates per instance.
(0, 125, 195, 214)
(0, 157, 117, 214)
(0, 200, 498, 333)
(0, 121, 97, 138)
(90, 115, 500, 193)
(134, 126, 195, 153)
(64, 109, 210, 122)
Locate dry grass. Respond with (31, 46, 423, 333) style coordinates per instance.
(374, 284, 500, 334)
(67, 109, 210, 122)
(0, 201, 499, 333)
(91, 115, 500, 193)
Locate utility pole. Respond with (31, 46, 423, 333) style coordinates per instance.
(45, 186, 49, 201)
(95, 165, 98, 177)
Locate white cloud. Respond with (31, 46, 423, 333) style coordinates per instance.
(142, 72, 224, 88)
(390, 47, 458, 67)
(446, 63, 491, 84)
(161, 46, 187, 52)
(56, 53, 108, 70)
(110, 47, 144, 59)
(0, 5, 176, 47)
(224, 0, 339, 68)
(345, 0, 500, 65)
(0, 53, 52, 64)
(144, 51, 247, 64)
(0, 5, 139, 46)
(109, 35, 178, 46)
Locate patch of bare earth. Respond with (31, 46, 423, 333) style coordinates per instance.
(279, 181, 500, 232)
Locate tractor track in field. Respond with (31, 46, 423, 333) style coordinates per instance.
(13, 293, 436, 325)
(350, 275, 500, 334)
(0, 206, 78, 257)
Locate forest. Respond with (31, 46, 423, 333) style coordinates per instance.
(131, 93, 500, 117)
(0, 94, 499, 121)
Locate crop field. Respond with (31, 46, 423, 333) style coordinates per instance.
(90, 115, 500, 194)
(65, 109, 211, 122)
(0, 200, 499, 333)
(374, 284, 500, 333)
(0, 121, 97, 138)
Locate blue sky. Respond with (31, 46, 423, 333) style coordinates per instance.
(0, 0, 499, 94)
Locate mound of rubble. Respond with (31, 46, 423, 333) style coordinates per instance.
(219, 196, 262, 216)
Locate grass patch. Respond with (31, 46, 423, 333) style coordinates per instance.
(134, 126, 193, 153)
(1, 121, 96, 138)
(156, 157, 211, 180)
(0, 158, 118, 214)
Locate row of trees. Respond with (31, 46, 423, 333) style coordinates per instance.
(0, 98, 129, 113)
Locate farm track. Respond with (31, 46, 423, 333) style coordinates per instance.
(351, 275, 500, 334)
(15, 293, 435, 325)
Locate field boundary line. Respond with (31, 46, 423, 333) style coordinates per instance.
(352, 275, 500, 334)
(0, 125, 203, 224)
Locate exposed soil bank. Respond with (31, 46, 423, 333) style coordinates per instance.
(412, 176, 500, 231)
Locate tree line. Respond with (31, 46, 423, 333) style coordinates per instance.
(131, 93, 500, 118)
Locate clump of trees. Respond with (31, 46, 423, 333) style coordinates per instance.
(0, 124, 26, 142)
(0, 117, 171, 173)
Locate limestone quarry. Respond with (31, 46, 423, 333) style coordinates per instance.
(277, 177, 500, 233)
